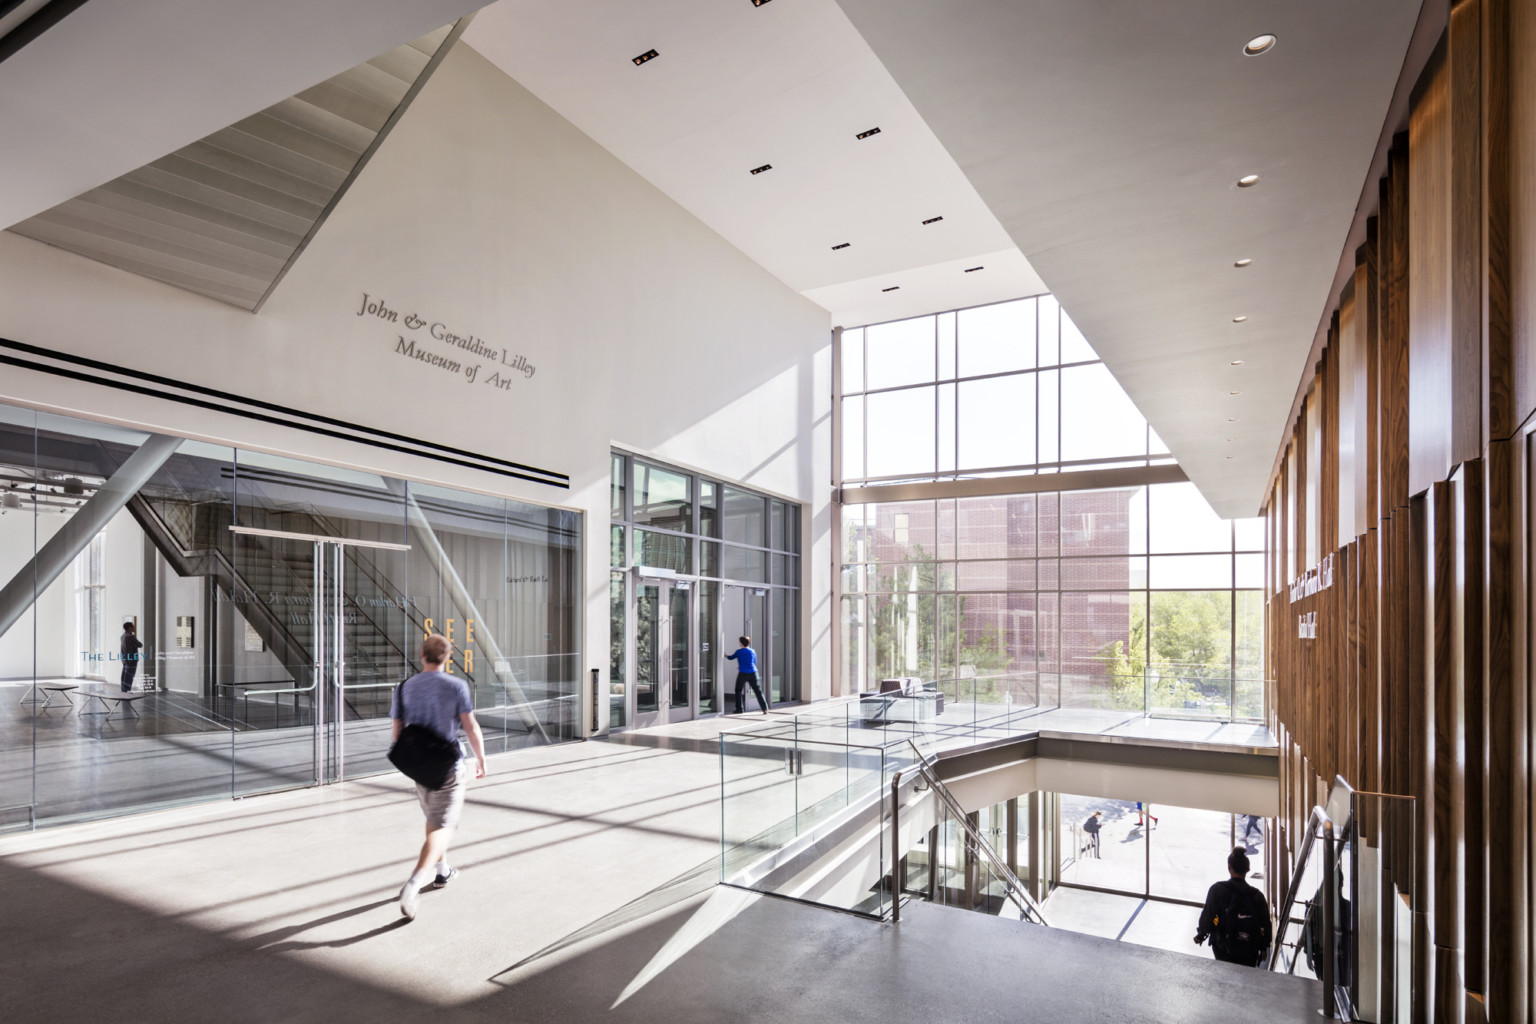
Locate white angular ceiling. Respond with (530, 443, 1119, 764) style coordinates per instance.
(834, 0, 1423, 517)
(463, 0, 1045, 326)
(0, 0, 484, 230)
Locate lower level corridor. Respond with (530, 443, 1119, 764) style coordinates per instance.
(2, 716, 1317, 1022)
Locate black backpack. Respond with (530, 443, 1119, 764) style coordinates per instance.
(1215, 882, 1266, 966)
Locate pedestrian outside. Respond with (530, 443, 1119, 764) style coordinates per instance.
(391, 633, 487, 921)
(1081, 810, 1102, 859)
(1194, 846, 1273, 966)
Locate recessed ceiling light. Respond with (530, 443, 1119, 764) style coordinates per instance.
(1234, 258, 1252, 268)
(1232, 315, 1248, 323)
(752, 0, 774, 6)
(855, 127, 881, 140)
(882, 286, 900, 292)
(1227, 417, 1239, 422)
(831, 242, 851, 251)
(749, 164, 772, 175)
(963, 266, 984, 273)
(921, 216, 944, 225)
(1244, 34, 1277, 56)
(632, 49, 659, 66)
(1226, 455, 1235, 459)
(1230, 360, 1245, 366)
(1237, 174, 1261, 188)
(1226, 437, 1237, 442)
(1229, 391, 1242, 396)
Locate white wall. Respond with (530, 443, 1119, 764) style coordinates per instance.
(0, 41, 834, 721)
(0, 511, 69, 680)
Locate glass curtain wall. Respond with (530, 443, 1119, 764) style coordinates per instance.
(610, 451, 800, 727)
(0, 401, 580, 831)
(1058, 793, 1267, 904)
(841, 485, 1265, 717)
(841, 295, 1171, 485)
(838, 297, 1265, 720)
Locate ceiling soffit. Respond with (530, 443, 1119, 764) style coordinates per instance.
(8, 24, 460, 310)
(835, 0, 1422, 518)
(464, 0, 1040, 323)
(0, 0, 484, 230)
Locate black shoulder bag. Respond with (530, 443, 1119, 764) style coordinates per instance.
(387, 679, 460, 790)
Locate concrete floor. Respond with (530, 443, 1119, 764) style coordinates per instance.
(1045, 886, 1212, 956)
(1, 712, 1318, 1022)
(0, 679, 565, 827)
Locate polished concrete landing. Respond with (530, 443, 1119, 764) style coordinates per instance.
(1, 717, 1314, 1023)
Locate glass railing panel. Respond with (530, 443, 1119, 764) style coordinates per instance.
(720, 730, 892, 917)
(720, 733, 800, 881)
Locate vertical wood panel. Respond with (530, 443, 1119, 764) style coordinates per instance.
(1483, 0, 1513, 442)
(1384, 136, 1414, 509)
(1430, 478, 1464, 1019)
(1366, 222, 1383, 527)
(1453, 0, 1486, 465)
(1409, 492, 1433, 1024)
(1459, 458, 1487, 997)
(1410, 42, 1455, 495)
(1324, 320, 1341, 553)
(1484, 436, 1528, 1019)
(1342, 283, 1362, 539)
(1508, 0, 1536, 425)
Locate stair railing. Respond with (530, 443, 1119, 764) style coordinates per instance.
(890, 740, 1049, 927)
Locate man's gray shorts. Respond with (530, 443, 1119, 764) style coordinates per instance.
(415, 764, 467, 830)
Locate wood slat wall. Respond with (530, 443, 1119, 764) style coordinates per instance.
(1265, 0, 1536, 1017)
(6, 25, 455, 310)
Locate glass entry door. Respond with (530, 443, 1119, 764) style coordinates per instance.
(631, 577, 698, 728)
(721, 584, 768, 708)
(229, 527, 409, 792)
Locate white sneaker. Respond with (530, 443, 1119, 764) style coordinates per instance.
(399, 879, 420, 920)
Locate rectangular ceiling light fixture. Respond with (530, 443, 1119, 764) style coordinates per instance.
(831, 242, 851, 250)
(855, 127, 881, 140)
(632, 49, 659, 66)
(921, 216, 943, 225)
(882, 286, 900, 292)
(964, 266, 984, 273)
(750, 163, 773, 175)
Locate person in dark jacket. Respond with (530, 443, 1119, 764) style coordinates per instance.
(725, 636, 768, 714)
(1195, 846, 1273, 966)
(1081, 810, 1102, 858)
(119, 621, 143, 692)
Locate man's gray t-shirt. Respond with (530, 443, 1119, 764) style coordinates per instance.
(390, 670, 473, 744)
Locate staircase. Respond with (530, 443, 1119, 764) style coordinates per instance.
(102, 445, 481, 725)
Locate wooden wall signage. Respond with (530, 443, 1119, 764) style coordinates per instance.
(1288, 551, 1336, 604)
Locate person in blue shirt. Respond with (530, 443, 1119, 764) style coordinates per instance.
(725, 635, 768, 714)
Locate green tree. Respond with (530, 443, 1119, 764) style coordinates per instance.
(1098, 592, 1232, 712)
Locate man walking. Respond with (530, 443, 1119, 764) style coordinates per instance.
(1194, 847, 1273, 966)
(392, 633, 487, 921)
(1081, 810, 1102, 859)
(725, 635, 768, 714)
(119, 621, 143, 692)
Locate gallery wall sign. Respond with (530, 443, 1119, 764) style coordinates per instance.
(358, 291, 536, 392)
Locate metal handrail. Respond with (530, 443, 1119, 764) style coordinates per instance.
(1268, 803, 1332, 971)
(889, 741, 1049, 927)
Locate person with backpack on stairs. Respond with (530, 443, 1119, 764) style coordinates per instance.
(1194, 846, 1272, 967)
